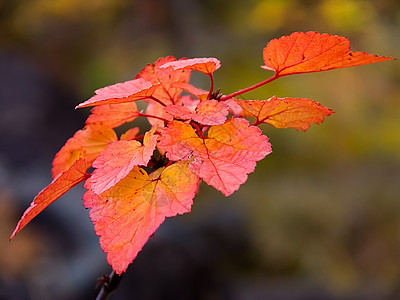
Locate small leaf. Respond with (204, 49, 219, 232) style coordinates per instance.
(160, 57, 221, 74)
(263, 31, 394, 76)
(193, 100, 229, 125)
(52, 124, 118, 178)
(83, 162, 199, 274)
(136, 56, 191, 105)
(165, 99, 228, 126)
(86, 102, 139, 128)
(159, 119, 272, 196)
(120, 127, 140, 141)
(11, 159, 90, 239)
(90, 129, 158, 194)
(76, 78, 156, 108)
(234, 96, 334, 131)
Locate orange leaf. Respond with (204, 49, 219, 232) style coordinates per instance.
(76, 78, 157, 108)
(90, 129, 158, 194)
(10, 159, 90, 239)
(86, 102, 139, 128)
(52, 124, 118, 178)
(160, 57, 221, 74)
(165, 99, 229, 125)
(136, 56, 191, 105)
(159, 119, 272, 196)
(83, 162, 199, 274)
(120, 127, 140, 141)
(234, 96, 334, 131)
(263, 31, 394, 76)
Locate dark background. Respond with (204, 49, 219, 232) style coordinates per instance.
(1, 0, 399, 299)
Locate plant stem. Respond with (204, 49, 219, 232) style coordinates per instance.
(219, 74, 279, 101)
(207, 73, 214, 100)
(94, 270, 123, 300)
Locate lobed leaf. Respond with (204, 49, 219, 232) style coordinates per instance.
(76, 78, 157, 108)
(10, 159, 90, 239)
(159, 119, 272, 196)
(86, 102, 139, 128)
(234, 96, 334, 131)
(165, 99, 229, 125)
(83, 162, 199, 274)
(160, 57, 221, 74)
(52, 124, 118, 178)
(136, 56, 191, 105)
(263, 31, 394, 76)
(90, 129, 158, 194)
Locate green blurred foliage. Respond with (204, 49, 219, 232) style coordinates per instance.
(1, 0, 399, 298)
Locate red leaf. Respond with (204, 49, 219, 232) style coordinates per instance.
(263, 31, 394, 76)
(234, 96, 334, 131)
(76, 78, 157, 108)
(10, 159, 90, 239)
(165, 99, 229, 125)
(159, 119, 272, 196)
(136, 56, 191, 105)
(90, 129, 158, 194)
(52, 124, 118, 178)
(160, 57, 221, 74)
(83, 162, 199, 274)
(86, 102, 139, 128)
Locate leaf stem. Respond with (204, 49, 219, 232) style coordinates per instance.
(220, 74, 279, 101)
(207, 73, 214, 100)
(150, 96, 167, 107)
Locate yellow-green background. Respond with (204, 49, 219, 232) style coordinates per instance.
(1, 0, 399, 299)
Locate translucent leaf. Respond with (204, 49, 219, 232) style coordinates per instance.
(234, 96, 334, 131)
(83, 162, 199, 274)
(11, 159, 89, 239)
(159, 119, 272, 196)
(263, 31, 394, 76)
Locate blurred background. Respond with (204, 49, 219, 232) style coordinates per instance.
(1, 0, 399, 299)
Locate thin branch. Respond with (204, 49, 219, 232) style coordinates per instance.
(219, 74, 279, 101)
(206, 73, 214, 100)
(94, 270, 124, 300)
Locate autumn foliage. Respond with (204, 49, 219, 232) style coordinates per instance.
(11, 32, 393, 275)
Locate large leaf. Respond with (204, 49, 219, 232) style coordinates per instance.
(136, 56, 191, 105)
(11, 159, 90, 239)
(90, 129, 158, 194)
(263, 31, 394, 76)
(234, 96, 334, 131)
(86, 102, 139, 128)
(160, 57, 221, 74)
(165, 99, 229, 125)
(52, 124, 118, 178)
(76, 78, 157, 108)
(159, 119, 272, 196)
(83, 162, 199, 274)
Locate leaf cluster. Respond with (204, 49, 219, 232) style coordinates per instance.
(11, 32, 393, 274)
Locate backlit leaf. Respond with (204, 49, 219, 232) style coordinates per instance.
(160, 57, 221, 74)
(90, 129, 158, 194)
(159, 119, 272, 196)
(76, 78, 157, 108)
(234, 96, 334, 131)
(52, 124, 118, 178)
(136, 56, 191, 105)
(165, 99, 229, 125)
(83, 162, 199, 274)
(11, 159, 89, 239)
(86, 102, 139, 128)
(263, 31, 394, 76)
